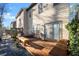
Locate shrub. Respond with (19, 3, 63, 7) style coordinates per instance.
(66, 15, 79, 55)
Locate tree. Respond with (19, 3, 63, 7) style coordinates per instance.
(0, 3, 7, 27)
(0, 3, 7, 40)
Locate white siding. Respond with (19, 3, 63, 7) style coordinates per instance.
(16, 9, 33, 36)
(16, 11, 24, 29)
(32, 3, 69, 40)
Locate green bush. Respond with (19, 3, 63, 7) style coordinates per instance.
(66, 16, 79, 55)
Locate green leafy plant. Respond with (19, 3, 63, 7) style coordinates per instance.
(66, 14, 79, 55)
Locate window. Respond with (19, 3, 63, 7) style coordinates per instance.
(19, 19, 21, 27)
(38, 3, 43, 14)
(32, 9, 35, 12)
(69, 4, 77, 22)
(29, 12, 31, 17)
(29, 11, 32, 17)
(43, 4, 48, 8)
(43, 4, 48, 10)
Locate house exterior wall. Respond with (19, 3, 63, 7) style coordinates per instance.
(16, 9, 33, 36)
(27, 9, 33, 35)
(31, 3, 69, 40)
(23, 9, 33, 36)
(16, 10, 24, 29)
(11, 21, 16, 29)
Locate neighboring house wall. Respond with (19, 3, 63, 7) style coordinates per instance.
(11, 21, 16, 29)
(16, 9, 33, 36)
(16, 9, 26, 36)
(23, 9, 33, 36)
(27, 9, 33, 35)
(69, 4, 79, 21)
(16, 10, 24, 29)
(31, 3, 69, 40)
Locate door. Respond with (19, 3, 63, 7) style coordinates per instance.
(45, 24, 54, 39)
(53, 23, 60, 40)
(45, 22, 61, 40)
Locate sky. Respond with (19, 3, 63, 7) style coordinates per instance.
(2, 3, 31, 27)
(2, 3, 78, 28)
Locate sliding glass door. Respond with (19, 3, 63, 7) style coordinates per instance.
(53, 23, 60, 40)
(45, 22, 61, 40)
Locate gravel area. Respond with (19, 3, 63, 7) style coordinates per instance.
(0, 38, 31, 56)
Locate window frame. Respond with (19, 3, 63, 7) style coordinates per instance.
(19, 19, 22, 27)
(38, 3, 43, 14)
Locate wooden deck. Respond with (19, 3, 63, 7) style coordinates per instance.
(17, 37, 68, 56)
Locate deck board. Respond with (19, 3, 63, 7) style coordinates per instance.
(17, 37, 68, 56)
